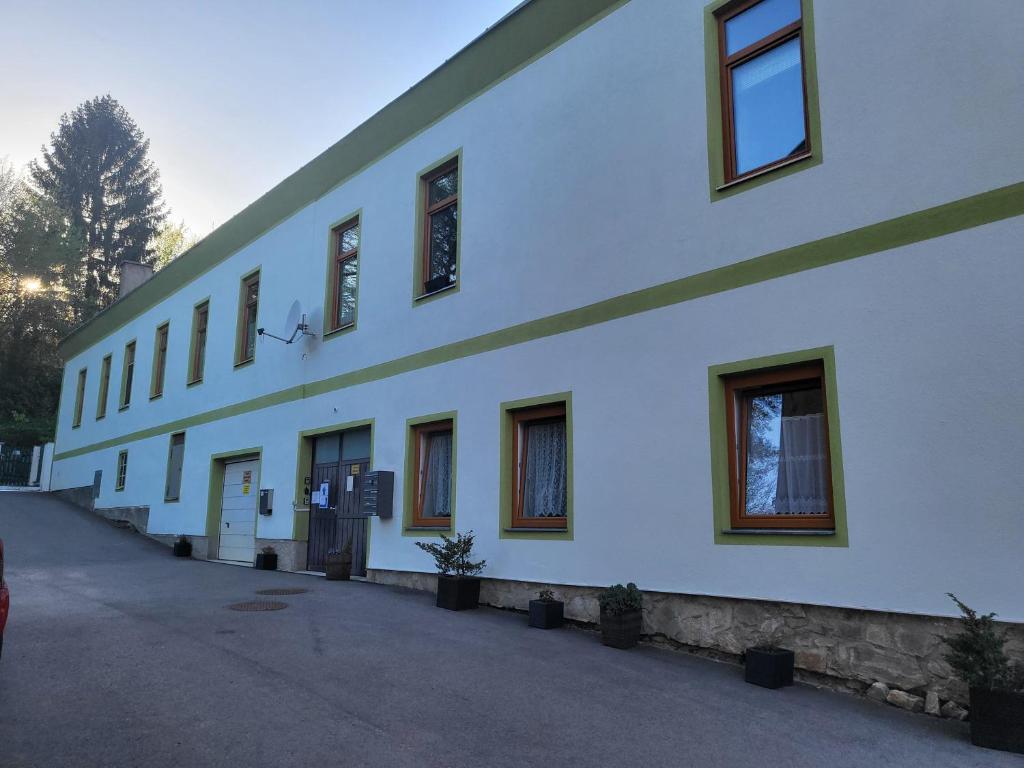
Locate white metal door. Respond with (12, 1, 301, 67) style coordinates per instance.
(217, 458, 259, 562)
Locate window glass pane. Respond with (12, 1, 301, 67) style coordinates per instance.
(428, 169, 458, 205)
(341, 427, 371, 461)
(731, 36, 806, 175)
(336, 256, 357, 327)
(314, 434, 340, 464)
(167, 435, 185, 499)
(421, 430, 452, 518)
(339, 224, 359, 254)
(725, 0, 801, 56)
(744, 384, 828, 516)
(244, 306, 257, 359)
(428, 204, 457, 284)
(522, 420, 567, 518)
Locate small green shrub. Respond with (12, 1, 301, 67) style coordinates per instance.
(415, 530, 486, 577)
(943, 593, 1022, 692)
(599, 583, 642, 615)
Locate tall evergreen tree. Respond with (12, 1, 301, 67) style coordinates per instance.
(30, 95, 165, 313)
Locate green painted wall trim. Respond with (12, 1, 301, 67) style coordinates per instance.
(54, 181, 1024, 462)
(402, 411, 458, 537)
(704, 0, 823, 200)
(205, 446, 263, 554)
(56, 0, 631, 361)
(411, 149, 463, 305)
(498, 392, 573, 541)
(707, 346, 847, 546)
(290, 418, 376, 541)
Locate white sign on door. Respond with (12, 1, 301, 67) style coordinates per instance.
(319, 482, 329, 505)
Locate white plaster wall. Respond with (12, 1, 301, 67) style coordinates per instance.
(53, 218, 1024, 620)
(50, 1, 1024, 618)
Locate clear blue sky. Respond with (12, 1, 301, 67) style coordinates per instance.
(0, 0, 521, 235)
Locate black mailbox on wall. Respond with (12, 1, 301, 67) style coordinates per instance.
(360, 471, 394, 518)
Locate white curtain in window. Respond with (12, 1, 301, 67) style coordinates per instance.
(523, 421, 567, 518)
(774, 413, 828, 514)
(422, 432, 452, 518)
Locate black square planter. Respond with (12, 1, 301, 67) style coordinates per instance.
(436, 575, 480, 611)
(529, 599, 564, 629)
(172, 541, 192, 558)
(970, 686, 1024, 754)
(600, 609, 642, 649)
(744, 647, 795, 689)
(254, 552, 278, 571)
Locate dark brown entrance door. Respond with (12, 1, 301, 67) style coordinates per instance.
(306, 428, 371, 575)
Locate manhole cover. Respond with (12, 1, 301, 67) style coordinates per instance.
(255, 588, 309, 596)
(227, 600, 288, 612)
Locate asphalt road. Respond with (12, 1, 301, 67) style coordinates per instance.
(0, 492, 1015, 768)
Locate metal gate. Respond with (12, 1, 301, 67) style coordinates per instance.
(306, 456, 370, 576)
(0, 450, 32, 486)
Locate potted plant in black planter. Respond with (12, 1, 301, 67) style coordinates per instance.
(415, 530, 486, 611)
(172, 534, 192, 558)
(529, 588, 564, 630)
(254, 545, 278, 571)
(744, 630, 795, 689)
(598, 583, 643, 649)
(325, 540, 353, 581)
(944, 593, 1024, 754)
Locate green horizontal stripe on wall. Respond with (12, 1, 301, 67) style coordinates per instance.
(56, 0, 632, 361)
(53, 181, 1024, 461)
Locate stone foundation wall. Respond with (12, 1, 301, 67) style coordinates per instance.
(256, 539, 307, 573)
(51, 486, 95, 512)
(148, 533, 210, 560)
(367, 569, 1024, 706)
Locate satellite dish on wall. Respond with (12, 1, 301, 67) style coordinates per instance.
(257, 299, 316, 344)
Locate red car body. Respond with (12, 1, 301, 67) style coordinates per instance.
(0, 538, 9, 658)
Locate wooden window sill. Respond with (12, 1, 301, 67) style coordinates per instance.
(405, 525, 452, 532)
(324, 322, 356, 339)
(716, 152, 813, 192)
(234, 358, 255, 370)
(504, 527, 568, 533)
(721, 528, 835, 536)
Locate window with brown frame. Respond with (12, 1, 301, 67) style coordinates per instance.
(420, 159, 458, 295)
(715, 0, 810, 183)
(329, 219, 359, 331)
(115, 449, 128, 491)
(189, 302, 208, 384)
(411, 420, 454, 527)
(723, 361, 834, 530)
(511, 403, 568, 528)
(120, 340, 136, 409)
(151, 322, 169, 398)
(72, 368, 87, 428)
(237, 272, 259, 365)
(96, 354, 112, 419)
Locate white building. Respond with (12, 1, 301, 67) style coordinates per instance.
(51, 0, 1023, 701)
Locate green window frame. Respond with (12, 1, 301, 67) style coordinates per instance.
(704, 0, 822, 200)
(412, 149, 462, 305)
(235, 269, 260, 367)
(402, 412, 457, 536)
(115, 449, 128, 491)
(188, 300, 209, 385)
(708, 346, 848, 546)
(499, 392, 573, 541)
(96, 354, 112, 420)
(165, 432, 185, 502)
(119, 340, 136, 410)
(72, 368, 87, 428)
(150, 322, 169, 399)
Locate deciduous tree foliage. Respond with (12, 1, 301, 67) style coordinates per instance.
(30, 94, 166, 314)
